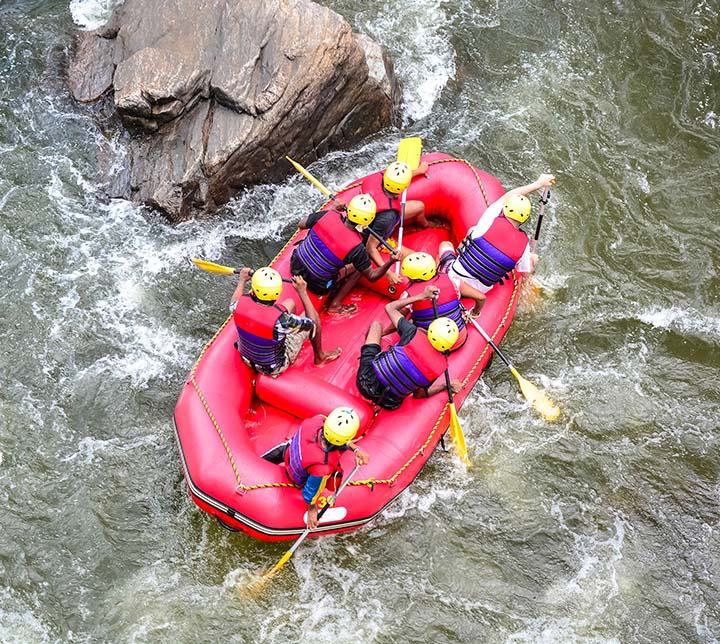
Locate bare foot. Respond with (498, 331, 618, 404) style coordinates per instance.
(326, 303, 358, 315)
(314, 347, 342, 366)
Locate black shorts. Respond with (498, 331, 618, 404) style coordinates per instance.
(356, 344, 403, 411)
(290, 250, 334, 295)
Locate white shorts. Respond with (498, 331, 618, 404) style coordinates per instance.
(447, 260, 493, 294)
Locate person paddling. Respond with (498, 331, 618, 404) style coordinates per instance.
(290, 194, 401, 314)
(263, 407, 370, 530)
(231, 267, 341, 376)
(442, 173, 556, 295)
(356, 286, 463, 410)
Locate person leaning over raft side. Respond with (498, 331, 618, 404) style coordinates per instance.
(231, 267, 341, 377)
(290, 194, 401, 315)
(442, 173, 556, 295)
(262, 407, 370, 529)
(356, 286, 463, 410)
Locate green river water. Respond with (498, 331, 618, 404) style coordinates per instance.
(0, 0, 719, 642)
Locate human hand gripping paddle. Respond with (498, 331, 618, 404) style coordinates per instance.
(431, 298, 470, 466)
(285, 156, 397, 254)
(532, 187, 551, 254)
(243, 462, 362, 594)
(525, 186, 551, 300)
(459, 303, 560, 421)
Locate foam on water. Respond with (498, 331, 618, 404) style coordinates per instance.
(499, 506, 629, 643)
(0, 588, 53, 644)
(69, 0, 123, 30)
(637, 305, 720, 338)
(62, 433, 161, 465)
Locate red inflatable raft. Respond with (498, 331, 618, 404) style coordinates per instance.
(174, 153, 523, 541)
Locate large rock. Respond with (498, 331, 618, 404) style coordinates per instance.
(68, 0, 401, 220)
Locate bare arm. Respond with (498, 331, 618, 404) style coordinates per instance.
(503, 173, 555, 201)
(365, 236, 385, 268)
(412, 162, 429, 178)
(362, 251, 401, 283)
(384, 284, 438, 328)
(347, 440, 370, 466)
(413, 378, 462, 398)
(230, 267, 253, 305)
(365, 238, 402, 286)
(459, 281, 486, 316)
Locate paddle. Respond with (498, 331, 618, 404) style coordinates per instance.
(531, 187, 551, 254)
(286, 155, 339, 201)
(431, 299, 470, 466)
(396, 137, 422, 170)
(191, 258, 293, 281)
(285, 156, 397, 254)
(246, 463, 362, 593)
(459, 303, 560, 421)
(394, 188, 407, 273)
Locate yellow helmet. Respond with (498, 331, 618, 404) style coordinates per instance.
(427, 317, 459, 352)
(347, 194, 376, 226)
(323, 407, 360, 446)
(503, 194, 531, 223)
(383, 161, 412, 194)
(251, 267, 283, 301)
(401, 252, 437, 281)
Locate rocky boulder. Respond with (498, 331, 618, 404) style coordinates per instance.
(68, 0, 401, 220)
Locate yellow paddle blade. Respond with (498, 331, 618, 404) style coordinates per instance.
(238, 549, 292, 596)
(511, 368, 560, 421)
(448, 403, 471, 466)
(191, 257, 236, 275)
(396, 137, 422, 170)
(267, 549, 293, 576)
(285, 156, 333, 197)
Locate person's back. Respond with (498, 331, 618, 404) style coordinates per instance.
(290, 195, 400, 314)
(356, 287, 463, 411)
(231, 267, 340, 376)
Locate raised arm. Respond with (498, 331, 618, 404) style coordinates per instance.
(230, 267, 253, 305)
(504, 173, 555, 201)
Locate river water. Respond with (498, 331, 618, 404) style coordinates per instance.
(1, 0, 719, 642)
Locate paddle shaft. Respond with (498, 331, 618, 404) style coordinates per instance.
(286, 156, 338, 200)
(278, 462, 362, 558)
(365, 224, 398, 254)
(395, 189, 407, 273)
(459, 303, 514, 370)
(432, 299, 456, 406)
(192, 258, 294, 281)
(531, 188, 551, 254)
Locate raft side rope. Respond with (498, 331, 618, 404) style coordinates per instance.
(349, 274, 521, 487)
(187, 162, 513, 493)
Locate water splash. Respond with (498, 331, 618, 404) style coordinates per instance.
(69, 0, 124, 30)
